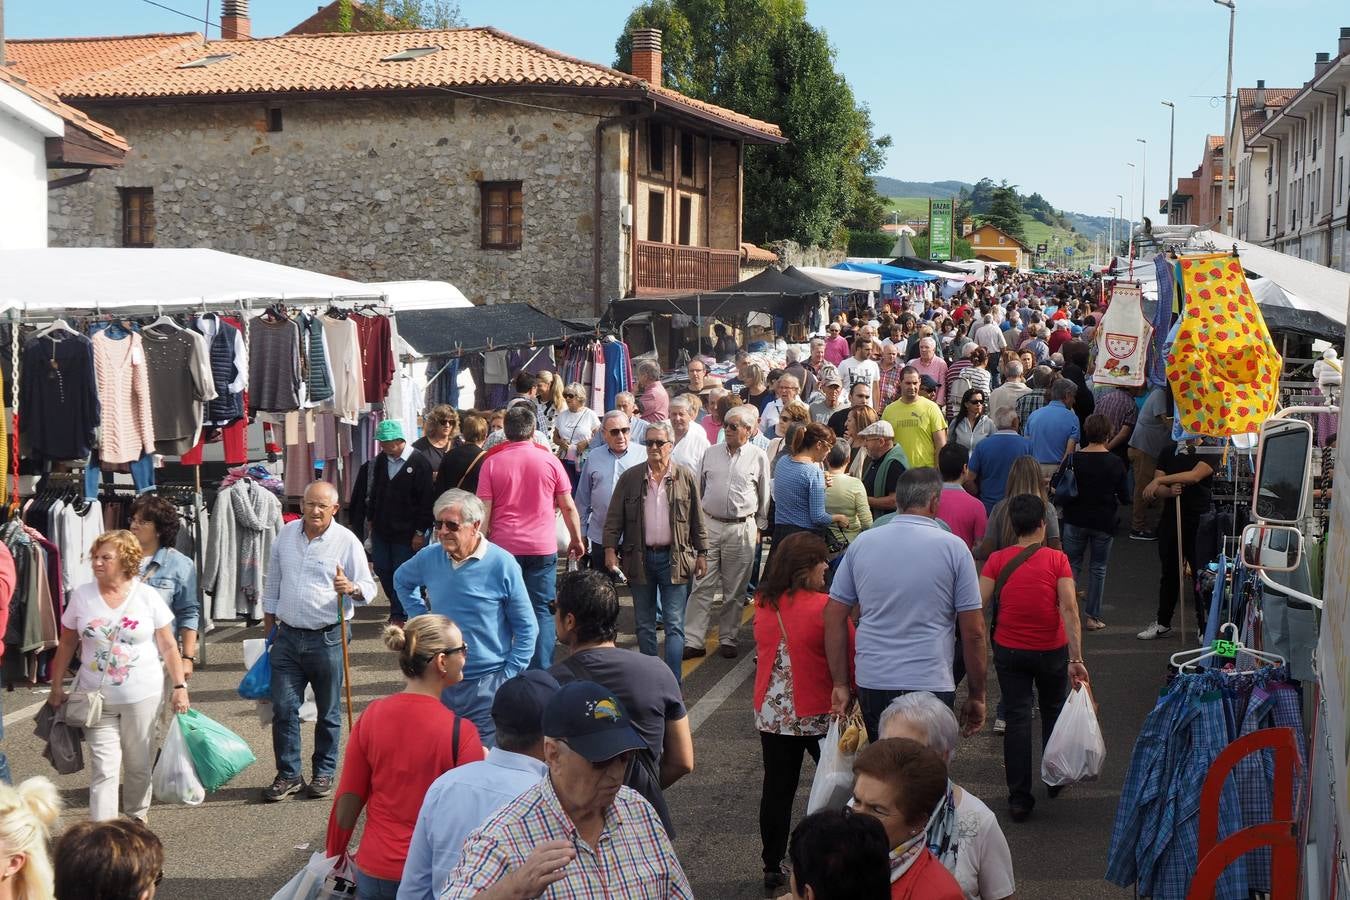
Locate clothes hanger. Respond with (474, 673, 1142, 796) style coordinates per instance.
(33, 318, 77, 340)
(1169, 622, 1285, 671)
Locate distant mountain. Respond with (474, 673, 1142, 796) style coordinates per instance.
(871, 178, 972, 199)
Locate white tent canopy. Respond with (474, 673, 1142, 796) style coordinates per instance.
(365, 280, 471, 311)
(792, 265, 881, 292)
(0, 247, 381, 311)
(1190, 230, 1350, 328)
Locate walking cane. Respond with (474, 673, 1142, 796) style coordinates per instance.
(335, 566, 355, 732)
(1175, 501, 1186, 647)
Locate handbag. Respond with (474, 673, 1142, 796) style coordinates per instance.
(67, 600, 132, 729)
(1049, 452, 1079, 504)
(817, 524, 849, 557)
(988, 542, 1041, 639)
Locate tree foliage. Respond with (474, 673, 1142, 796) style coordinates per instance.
(335, 0, 464, 31)
(615, 1, 891, 247)
(983, 183, 1026, 241)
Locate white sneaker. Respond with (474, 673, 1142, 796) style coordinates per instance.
(1137, 622, 1172, 640)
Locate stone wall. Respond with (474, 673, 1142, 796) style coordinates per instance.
(49, 94, 630, 319)
(770, 240, 846, 269)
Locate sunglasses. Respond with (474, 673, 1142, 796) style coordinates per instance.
(967, 398, 986, 405)
(645, 440, 671, 448)
(434, 519, 468, 532)
(607, 427, 630, 436)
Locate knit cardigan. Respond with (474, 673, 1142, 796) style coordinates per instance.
(203, 482, 282, 622)
(91, 332, 155, 464)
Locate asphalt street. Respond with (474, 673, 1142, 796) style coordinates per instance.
(3, 534, 1178, 899)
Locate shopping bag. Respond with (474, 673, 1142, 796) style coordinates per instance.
(238, 639, 272, 700)
(152, 719, 206, 806)
(1041, 684, 1105, 787)
(245, 639, 316, 723)
(270, 851, 357, 900)
(806, 717, 862, 813)
(176, 709, 257, 792)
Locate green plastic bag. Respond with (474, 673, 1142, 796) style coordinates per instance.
(176, 709, 256, 792)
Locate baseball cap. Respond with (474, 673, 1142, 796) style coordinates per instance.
(857, 420, 894, 439)
(375, 420, 406, 442)
(542, 681, 646, 762)
(821, 370, 843, 387)
(491, 670, 561, 737)
(919, 375, 941, 391)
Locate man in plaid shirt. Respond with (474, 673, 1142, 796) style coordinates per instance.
(442, 681, 693, 899)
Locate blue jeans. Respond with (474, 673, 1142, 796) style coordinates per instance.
(1062, 522, 1113, 620)
(83, 452, 156, 499)
(370, 534, 416, 622)
(356, 868, 400, 899)
(858, 687, 956, 744)
(517, 555, 558, 669)
(0, 692, 11, 785)
(629, 548, 690, 682)
(441, 668, 510, 749)
(270, 623, 345, 781)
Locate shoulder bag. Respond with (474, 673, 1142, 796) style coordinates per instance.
(67, 589, 137, 729)
(1049, 452, 1079, 504)
(456, 451, 487, 489)
(988, 543, 1041, 642)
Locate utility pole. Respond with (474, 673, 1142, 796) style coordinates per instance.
(1215, 0, 1236, 231)
(1162, 101, 1176, 222)
(1137, 138, 1148, 228)
(1109, 206, 1116, 258)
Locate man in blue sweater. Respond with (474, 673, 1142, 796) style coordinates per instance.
(396, 489, 537, 747)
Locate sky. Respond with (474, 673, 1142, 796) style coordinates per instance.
(8, 0, 1349, 219)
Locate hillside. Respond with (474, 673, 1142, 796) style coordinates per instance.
(872, 177, 972, 199)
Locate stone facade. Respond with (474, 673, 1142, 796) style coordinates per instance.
(49, 94, 630, 319)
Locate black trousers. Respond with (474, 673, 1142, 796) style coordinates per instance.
(858, 687, 956, 744)
(1156, 508, 1202, 629)
(759, 731, 822, 873)
(992, 642, 1069, 811)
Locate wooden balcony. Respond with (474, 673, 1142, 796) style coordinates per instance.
(634, 240, 741, 295)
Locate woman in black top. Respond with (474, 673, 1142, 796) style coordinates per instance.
(1059, 414, 1129, 631)
(411, 405, 458, 479)
(1136, 438, 1214, 640)
(434, 414, 489, 497)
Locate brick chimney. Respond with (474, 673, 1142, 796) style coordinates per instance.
(1253, 79, 1266, 113)
(630, 28, 662, 86)
(1315, 51, 1331, 77)
(221, 0, 250, 40)
(1340, 27, 1350, 58)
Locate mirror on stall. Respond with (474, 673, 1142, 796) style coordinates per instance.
(1252, 418, 1314, 524)
(1241, 523, 1304, 572)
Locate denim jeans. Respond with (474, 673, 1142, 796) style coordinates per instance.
(857, 687, 956, 744)
(271, 623, 346, 781)
(356, 868, 400, 899)
(992, 642, 1069, 811)
(629, 548, 690, 682)
(83, 452, 156, 499)
(1062, 522, 1113, 620)
(370, 534, 416, 622)
(517, 554, 558, 669)
(0, 691, 11, 785)
(441, 668, 510, 749)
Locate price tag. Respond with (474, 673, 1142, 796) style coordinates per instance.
(1211, 639, 1238, 658)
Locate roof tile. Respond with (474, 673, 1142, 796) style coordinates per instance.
(6, 33, 202, 91)
(0, 66, 129, 151)
(1236, 86, 1299, 142)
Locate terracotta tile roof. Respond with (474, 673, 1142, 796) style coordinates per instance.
(1236, 86, 1299, 142)
(49, 27, 783, 140)
(1207, 135, 1225, 151)
(740, 242, 778, 264)
(6, 33, 202, 91)
(0, 66, 129, 152)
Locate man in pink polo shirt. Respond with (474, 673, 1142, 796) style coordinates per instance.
(477, 406, 584, 669)
(936, 443, 987, 551)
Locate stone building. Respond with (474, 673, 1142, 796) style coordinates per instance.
(11, 17, 782, 319)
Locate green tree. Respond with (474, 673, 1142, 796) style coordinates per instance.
(335, 0, 464, 31)
(912, 233, 973, 260)
(615, 1, 890, 247)
(984, 183, 1025, 241)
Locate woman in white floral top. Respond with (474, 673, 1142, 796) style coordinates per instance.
(752, 532, 855, 897)
(47, 530, 190, 822)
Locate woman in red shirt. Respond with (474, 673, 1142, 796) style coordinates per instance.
(753, 532, 853, 898)
(980, 494, 1089, 823)
(326, 614, 485, 897)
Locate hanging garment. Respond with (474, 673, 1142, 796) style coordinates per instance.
(351, 313, 394, 406)
(141, 324, 215, 457)
(299, 313, 335, 406)
(320, 315, 365, 424)
(21, 333, 100, 462)
(1093, 283, 1151, 388)
(248, 316, 303, 414)
(90, 331, 155, 465)
(1148, 254, 1175, 388)
(193, 315, 246, 427)
(203, 481, 282, 622)
(1168, 254, 1282, 437)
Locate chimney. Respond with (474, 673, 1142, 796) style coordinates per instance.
(221, 0, 250, 40)
(630, 28, 662, 86)
(1315, 51, 1331, 77)
(1340, 27, 1350, 58)
(1254, 79, 1266, 113)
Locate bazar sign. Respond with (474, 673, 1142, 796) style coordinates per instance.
(929, 199, 954, 261)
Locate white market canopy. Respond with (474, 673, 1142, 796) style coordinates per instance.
(0, 247, 381, 312)
(792, 265, 881, 292)
(1190, 230, 1350, 329)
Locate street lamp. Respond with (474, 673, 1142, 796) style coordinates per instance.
(1116, 193, 1125, 257)
(1214, 0, 1236, 231)
(1137, 138, 1148, 229)
(1162, 101, 1176, 222)
(1109, 207, 1116, 259)
(1126, 164, 1136, 256)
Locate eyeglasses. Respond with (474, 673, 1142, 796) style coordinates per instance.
(564, 393, 579, 400)
(434, 519, 467, 532)
(438, 644, 468, 657)
(645, 440, 671, 448)
(154, 871, 165, 886)
(607, 427, 630, 436)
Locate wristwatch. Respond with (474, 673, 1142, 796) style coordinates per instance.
(173, 684, 188, 691)
(182, 654, 198, 664)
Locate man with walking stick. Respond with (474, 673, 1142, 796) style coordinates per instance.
(261, 481, 376, 802)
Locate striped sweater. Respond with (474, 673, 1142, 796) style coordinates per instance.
(91, 332, 155, 464)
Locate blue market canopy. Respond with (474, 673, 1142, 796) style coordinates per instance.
(832, 261, 938, 285)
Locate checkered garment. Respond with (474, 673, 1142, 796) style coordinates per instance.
(441, 776, 693, 899)
(877, 364, 904, 407)
(1231, 681, 1308, 892)
(1014, 393, 1046, 436)
(1093, 388, 1139, 436)
(1105, 689, 1183, 888)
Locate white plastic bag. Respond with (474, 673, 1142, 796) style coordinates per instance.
(152, 719, 205, 806)
(806, 719, 856, 813)
(245, 638, 316, 723)
(270, 851, 356, 900)
(1041, 684, 1105, 786)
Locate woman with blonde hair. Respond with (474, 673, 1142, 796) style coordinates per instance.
(975, 455, 1063, 562)
(741, 362, 772, 413)
(413, 405, 460, 478)
(47, 531, 190, 821)
(844, 405, 880, 478)
(536, 371, 566, 434)
(0, 777, 60, 900)
(326, 614, 484, 898)
(551, 382, 601, 489)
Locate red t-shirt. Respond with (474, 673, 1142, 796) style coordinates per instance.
(982, 545, 1071, 651)
(890, 848, 964, 899)
(476, 439, 571, 556)
(325, 693, 484, 879)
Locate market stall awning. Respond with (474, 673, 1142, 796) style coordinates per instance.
(1190, 230, 1350, 330)
(888, 256, 969, 275)
(832, 261, 938, 285)
(786, 265, 881, 292)
(601, 267, 825, 325)
(0, 247, 380, 310)
(397, 303, 589, 357)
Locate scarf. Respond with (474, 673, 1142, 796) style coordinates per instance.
(923, 781, 960, 872)
(888, 826, 928, 883)
(231, 482, 269, 601)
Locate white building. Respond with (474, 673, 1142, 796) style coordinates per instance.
(1230, 81, 1298, 246)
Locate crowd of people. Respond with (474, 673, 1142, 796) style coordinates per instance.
(5, 268, 1223, 899)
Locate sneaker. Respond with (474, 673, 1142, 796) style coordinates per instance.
(993, 718, 1006, 734)
(1137, 622, 1173, 640)
(308, 775, 335, 798)
(262, 775, 304, 802)
(1130, 529, 1158, 541)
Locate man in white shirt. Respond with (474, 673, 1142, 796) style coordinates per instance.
(837, 339, 881, 408)
(973, 314, 1007, 355)
(989, 360, 1032, 424)
(669, 394, 710, 473)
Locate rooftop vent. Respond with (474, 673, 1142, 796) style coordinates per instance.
(177, 54, 235, 69)
(380, 46, 441, 63)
